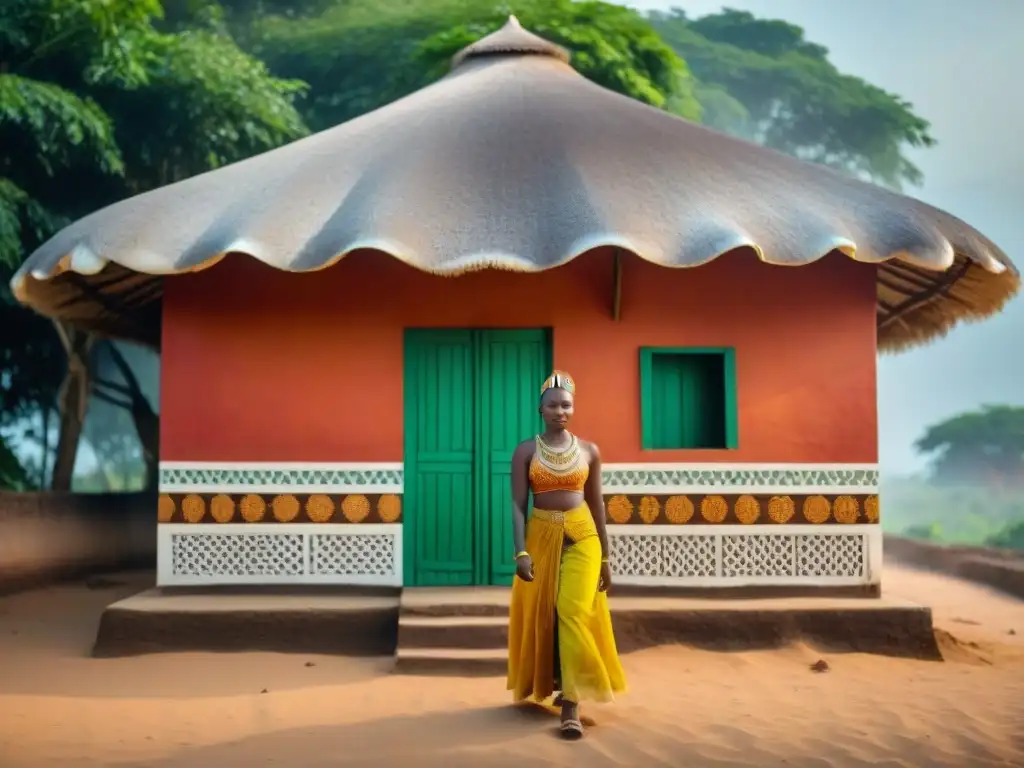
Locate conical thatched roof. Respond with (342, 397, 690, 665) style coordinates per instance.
(11, 16, 1018, 350)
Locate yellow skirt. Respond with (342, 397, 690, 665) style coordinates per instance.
(507, 503, 627, 704)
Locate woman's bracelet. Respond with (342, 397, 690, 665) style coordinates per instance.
(514, 551, 530, 561)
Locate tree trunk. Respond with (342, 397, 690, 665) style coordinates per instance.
(50, 322, 94, 492)
(103, 342, 159, 490)
(39, 401, 51, 489)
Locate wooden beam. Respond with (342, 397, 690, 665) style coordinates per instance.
(612, 249, 622, 321)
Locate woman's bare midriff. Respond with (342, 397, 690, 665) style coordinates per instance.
(533, 489, 584, 512)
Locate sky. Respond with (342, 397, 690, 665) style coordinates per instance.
(629, 0, 1024, 475)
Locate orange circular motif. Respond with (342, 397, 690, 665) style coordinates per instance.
(606, 495, 634, 524)
(735, 495, 761, 525)
(157, 495, 175, 523)
(701, 495, 728, 524)
(271, 495, 299, 522)
(803, 495, 831, 524)
(767, 496, 795, 524)
(833, 495, 859, 524)
(309, 494, 338, 523)
(377, 494, 402, 523)
(864, 495, 880, 523)
(638, 496, 661, 524)
(210, 494, 235, 523)
(664, 496, 694, 525)
(181, 494, 206, 523)
(240, 494, 267, 522)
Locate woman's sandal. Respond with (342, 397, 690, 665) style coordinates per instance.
(560, 717, 584, 740)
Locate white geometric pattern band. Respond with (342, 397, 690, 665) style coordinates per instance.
(159, 462, 879, 494)
(157, 523, 876, 587)
(608, 525, 880, 587)
(157, 524, 403, 586)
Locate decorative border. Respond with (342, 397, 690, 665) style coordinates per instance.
(602, 493, 878, 525)
(159, 462, 877, 495)
(607, 525, 882, 587)
(158, 493, 402, 524)
(601, 464, 879, 494)
(157, 523, 403, 586)
(158, 462, 404, 494)
(153, 524, 877, 587)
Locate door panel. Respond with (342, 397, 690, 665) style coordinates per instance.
(403, 330, 476, 586)
(477, 330, 551, 586)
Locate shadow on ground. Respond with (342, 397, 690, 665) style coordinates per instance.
(136, 702, 587, 768)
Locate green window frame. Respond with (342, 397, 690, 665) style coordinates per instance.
(639, 347, 738, 450)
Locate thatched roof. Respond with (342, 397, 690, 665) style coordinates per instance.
(11, 16, 1018, 351)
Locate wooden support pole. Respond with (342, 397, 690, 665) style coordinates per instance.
(612, 249, 622, 321)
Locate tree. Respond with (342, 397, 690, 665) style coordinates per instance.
(243, 0, 469, 129)
(91, 340, 159, 488)
(251, 2, 933, 189)
(0, 431, 30, 490)
(253, 0, 701, 131)
(403, 1, 702, 121)
(915, 405, 1024, 488)
(1, 0, 308, 490)
(648, 8, 934, 189)
(987, 520, 1024, 551)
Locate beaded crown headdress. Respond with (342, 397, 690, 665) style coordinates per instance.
(541, 370, 575, 395)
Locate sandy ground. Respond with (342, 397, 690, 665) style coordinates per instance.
(1, 567, 1023, 768)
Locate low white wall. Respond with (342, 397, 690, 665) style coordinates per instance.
(0, 492, 155, 594)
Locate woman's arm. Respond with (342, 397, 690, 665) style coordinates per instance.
(510, 440, 533, 556)
(584, 441, 609, 560)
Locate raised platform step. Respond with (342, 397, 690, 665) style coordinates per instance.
(394, 647, 508, 676)
(93, 587, 400, 657)
(93, 585, 940, 666)
(398, 614, 509, 650)
(391, 589, 941, 675)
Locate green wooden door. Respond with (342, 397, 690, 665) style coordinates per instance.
(404, 328, 550, 586)
(403, 330, 476, 586)
(477, 330, 551, 586)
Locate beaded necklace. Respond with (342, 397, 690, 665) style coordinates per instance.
(535, 433, 583, 474)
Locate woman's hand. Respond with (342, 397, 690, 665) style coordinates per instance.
(515, 554, 535, 582)
(598, 560, 612, 592)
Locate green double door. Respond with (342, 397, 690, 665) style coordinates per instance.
(404, 329, 551, 587)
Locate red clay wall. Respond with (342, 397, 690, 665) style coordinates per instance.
(161, 249, 878, 464)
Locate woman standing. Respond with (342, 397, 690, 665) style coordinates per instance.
(507, 371, 627, 739)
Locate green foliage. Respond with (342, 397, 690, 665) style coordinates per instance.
(0, 0, 309, 488)
(915, 405, 1024, 486)
(902, 521, 944, 543)
(407, 1, 701, 120)
(254, 0, 700, 131)
(883, 476, 1024, 547)
(0, 75, 122, 177)
(1, 0, 308, 242)
(648, 8, 935, 189)
(249, 2, 933, 189)
(0, 432, 31, 490)
(987, 520, 1024, 551)
(100, 29, 307, 189)
(0, 178, 67, 268)
(250, 0, 465, 129)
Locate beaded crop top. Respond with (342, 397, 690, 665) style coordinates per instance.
(529, 434, 589, 494)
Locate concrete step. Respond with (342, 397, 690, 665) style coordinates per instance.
(399, 587, 509, 618)
(393, 647, 508, 676)
(398, 615, 509, 650)
(92, 588, 400, 657)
